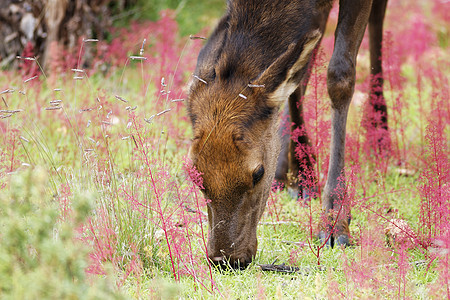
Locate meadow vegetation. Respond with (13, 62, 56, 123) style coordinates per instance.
(0, 0, 449, 298)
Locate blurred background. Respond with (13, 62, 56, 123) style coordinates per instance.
(0, 0, 225, 70)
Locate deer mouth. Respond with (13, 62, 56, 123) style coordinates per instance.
(208, 248, 255, 270)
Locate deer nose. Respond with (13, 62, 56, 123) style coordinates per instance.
(208, 254, 253, 270)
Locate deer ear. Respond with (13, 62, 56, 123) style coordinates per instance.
(253, 30, 321, 107)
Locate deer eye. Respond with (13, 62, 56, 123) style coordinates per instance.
(252, 165, 265, 186)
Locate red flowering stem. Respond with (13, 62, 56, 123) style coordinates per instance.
(193, 187, 215, 292)
(131, 115, 178, 280)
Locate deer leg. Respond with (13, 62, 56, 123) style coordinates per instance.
(275, 104, 290, 188)
(367, 0, 390, 153)
(288, 85, 317, 201)
(319, 0, 373, 247)
(275, 8, 330, 200)
(275, 64, 318, 200)
(275, 68, 315, 200)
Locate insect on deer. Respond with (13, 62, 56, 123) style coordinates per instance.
(187, 0, 388, 269)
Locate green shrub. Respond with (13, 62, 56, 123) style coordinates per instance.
(113, 0, 225, 35)
(0, 167, 124, 299)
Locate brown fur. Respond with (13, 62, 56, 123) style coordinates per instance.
(187, 0, 388, 268)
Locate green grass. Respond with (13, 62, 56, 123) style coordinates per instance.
(0, 0, 449, 298)
(0, 63, 443, 298)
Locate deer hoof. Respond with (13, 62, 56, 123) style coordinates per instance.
(335, 234, 350, 247)
(300, 186, 318, 204)
(318, 230, 333, 248)
(287, 187, 299, 200)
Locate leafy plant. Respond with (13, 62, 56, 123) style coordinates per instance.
(0, 167, 123, 299)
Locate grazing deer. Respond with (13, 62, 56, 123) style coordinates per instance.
(187, 0, 388, 269)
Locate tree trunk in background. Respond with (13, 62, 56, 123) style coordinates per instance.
(0, 0, 134, 71)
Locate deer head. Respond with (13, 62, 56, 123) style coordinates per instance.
(187, 30, 321, 268)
